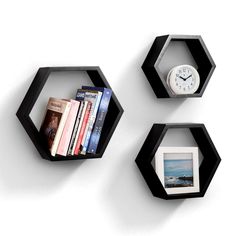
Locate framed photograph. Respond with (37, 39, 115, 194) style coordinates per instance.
(155, 147, 200, 195)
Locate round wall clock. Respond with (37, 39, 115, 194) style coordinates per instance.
(167, 65, 200, 95)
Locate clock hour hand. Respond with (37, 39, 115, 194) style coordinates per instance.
(179, 76, 185, 80)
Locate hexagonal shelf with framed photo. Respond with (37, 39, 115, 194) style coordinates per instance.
(16, 67, 123, 161)
(142, 35, 216, 98)
(135, 123, 221, 200)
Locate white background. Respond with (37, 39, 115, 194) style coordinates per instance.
(0, 0, 235, 235)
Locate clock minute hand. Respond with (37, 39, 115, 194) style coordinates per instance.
(185, 75, 192, 80)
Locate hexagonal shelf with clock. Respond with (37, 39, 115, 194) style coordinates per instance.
(16, 67, 124, 161)
(135, 123, 221, 200)
(142, 35, 216, 98)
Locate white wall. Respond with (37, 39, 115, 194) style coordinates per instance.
(0, 0, 235, 235)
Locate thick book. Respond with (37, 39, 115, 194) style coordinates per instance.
(75, 90, 102, 155)
(82, 86, 112, 154)
(74, 101, 92, 155)
(57, 99, 80, 156)
(40, 97, 71, 156)
(67, 101, 86, 155)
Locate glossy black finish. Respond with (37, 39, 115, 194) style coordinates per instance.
(16, 67, 124, 161)
(135, 123, 221, 200)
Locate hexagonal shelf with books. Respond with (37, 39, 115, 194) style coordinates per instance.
(16, 67, 123, 161)
(135, 123, 221, 200)
(142, 35, 215, 98)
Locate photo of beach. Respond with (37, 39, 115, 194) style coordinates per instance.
(164, 154, 194, 188)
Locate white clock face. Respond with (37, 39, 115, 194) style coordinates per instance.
(167, 65, 200, 95)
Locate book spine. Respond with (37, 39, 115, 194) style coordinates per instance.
(78, 91, 98, 154)
(71, 101, 88, 155)
(74, 102, 92, 155)
(67, 101, 85, 155)
(51, 102, 71, 156)
(80, 92, 102, 155)
(57, 100, 80, 156)
(87, 88, 112, 154)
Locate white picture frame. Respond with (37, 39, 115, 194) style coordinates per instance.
(155, 147, 200, 195)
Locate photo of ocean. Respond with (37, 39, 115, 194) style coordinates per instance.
(164, 158, 193, 188)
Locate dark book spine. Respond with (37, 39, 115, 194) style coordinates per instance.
(87, 88, 112, 154)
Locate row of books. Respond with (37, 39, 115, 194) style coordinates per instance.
(40, 86, 112, 156)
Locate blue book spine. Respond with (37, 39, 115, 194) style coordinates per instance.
(82, 86, 112, 154)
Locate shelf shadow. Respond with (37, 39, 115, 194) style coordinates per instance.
(102, 137, 184, 228)
(114, 43, 187, 130)
(0, 74, 84, 195)
(100, 44, 187, 228)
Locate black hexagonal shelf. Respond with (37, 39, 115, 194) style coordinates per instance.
(16, 67, 123, 161)
(142, 35, 216, 98)
(135, 123, 221, 200)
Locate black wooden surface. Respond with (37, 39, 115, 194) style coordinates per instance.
(135, 123, 221, 200)
(142, 35, 216, 98)
(16, 67, 124, 161)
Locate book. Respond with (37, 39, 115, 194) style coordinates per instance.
(75, 89, 102, 155)
(57, 99, 80, 156)
(67, 101, 86, 155)
(40, 97, 71, 156)
(82, 86, 112, 154)
(79, 90, 102, 155)
(71, 101, 90, 155)
(69, 91, 88, 155)
(74, 101, 92, 155)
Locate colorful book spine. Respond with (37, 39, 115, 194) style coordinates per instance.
(80, 91, 102, 155)
(67, 101, 85, 155)
(82, 86, 112, 154)
(57, 100, 80, 156)
(74, 101, 92, 155)
(71, 101, 88, 155)
(75, 90, 102, 155)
